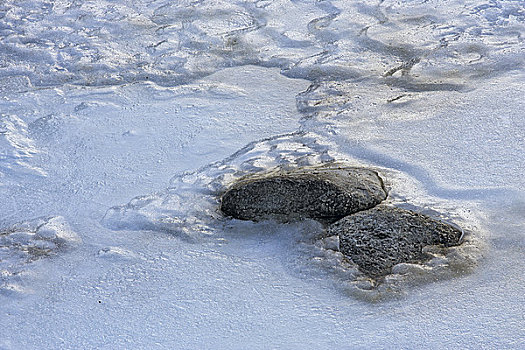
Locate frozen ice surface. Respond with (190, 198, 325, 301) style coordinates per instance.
(0, 65, 308, 222)
(1, 0, 524, 349)
(0, 216, 80, 296)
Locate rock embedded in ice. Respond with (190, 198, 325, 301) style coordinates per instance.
(220, 165, 387, 222)
(329, 206, 463, 277)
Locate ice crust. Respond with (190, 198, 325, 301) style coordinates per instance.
(0, 216, 80, 295)
(1, 0, 524, 349)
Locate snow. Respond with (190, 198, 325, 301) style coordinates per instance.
(1, 0, 524, 349)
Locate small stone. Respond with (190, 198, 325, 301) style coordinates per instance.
(329, 205, 462, 277)
(220, 164, 387, 222)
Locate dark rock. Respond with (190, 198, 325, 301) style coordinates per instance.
(329, 205, 463, 277)
(220, 164, 387, 222)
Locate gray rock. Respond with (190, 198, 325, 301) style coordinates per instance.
(220, 165, 387, 222)
(329, 205, 463, 277)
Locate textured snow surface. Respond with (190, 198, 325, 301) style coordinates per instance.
(1, 0, 524, 349)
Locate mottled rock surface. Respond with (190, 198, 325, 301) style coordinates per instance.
(329, 206, 463, 277)
(220, 165, 387, 222)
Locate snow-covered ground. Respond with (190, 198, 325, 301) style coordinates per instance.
(1, 0, 524, 349)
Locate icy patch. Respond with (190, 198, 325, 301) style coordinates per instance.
(0, 216, 80, 295)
